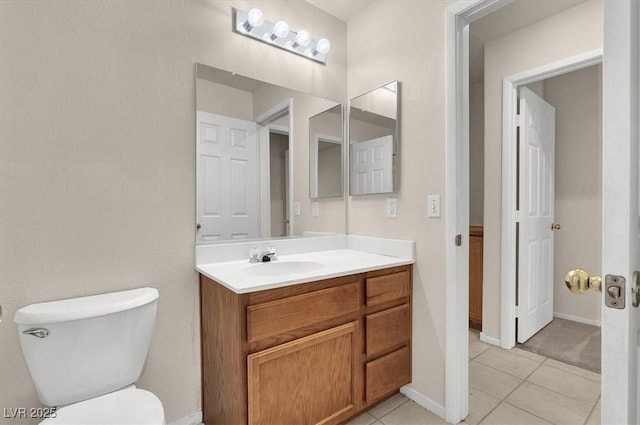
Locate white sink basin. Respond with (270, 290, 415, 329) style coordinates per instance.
(243, 261, 325, 277)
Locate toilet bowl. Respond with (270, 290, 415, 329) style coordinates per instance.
(14, 287, 165, 425)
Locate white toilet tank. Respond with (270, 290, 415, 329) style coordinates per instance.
(13, 287, 159, 407)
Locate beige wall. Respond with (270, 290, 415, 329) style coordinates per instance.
(0, 1, 346, 423)
(482, 1, 603, 340)
(195, 79, 253, 120)
(318, 143, 342, 197)
(544, 65, 602, 324)
(348, 1, 450, 406)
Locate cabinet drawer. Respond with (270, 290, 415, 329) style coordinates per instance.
(366, 304, 410, 356)
(365, 346, 411, 403)
(366, 270, 411, 306)
(247, 282, 360, 343)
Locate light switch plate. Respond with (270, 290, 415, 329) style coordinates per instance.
(294, 202, 301, 216)
(428, 195, 440, 217)
(311, 202, 320, 217)
(386, 198, 398, 218)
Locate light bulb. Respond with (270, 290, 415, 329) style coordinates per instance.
(271, 20, 290, 40)
(244, 8, 264, 31)
(315, 38, 331, 55)
(293, 30, 311, 48)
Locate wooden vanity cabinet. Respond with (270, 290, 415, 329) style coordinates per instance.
(362, 267, 412, 405)
(200, 265, 412, 425)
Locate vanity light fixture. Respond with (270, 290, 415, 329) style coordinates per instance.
(233, 8, 331, 64)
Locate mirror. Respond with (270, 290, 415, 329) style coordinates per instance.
(195, 63, 344, 244)
(309, 105, 343, 199)
(349, 81, 400, 195)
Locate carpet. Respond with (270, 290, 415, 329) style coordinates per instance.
(517, 318, 601, 373)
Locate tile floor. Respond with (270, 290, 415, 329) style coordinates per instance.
(347, 329, 601, 425)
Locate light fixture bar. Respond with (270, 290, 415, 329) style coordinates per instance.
(232, 8, 330, 65)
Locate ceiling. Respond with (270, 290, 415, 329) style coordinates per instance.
(305, 0, 374, 23)
(470, 0, 589, 43)
(469, 0, 589, 83)
(304, 0, 589, 83)
(306, 0, 588, 28)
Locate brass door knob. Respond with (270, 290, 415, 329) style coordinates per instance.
(565, 268, 602, 294)
(551, 223, 561, 231)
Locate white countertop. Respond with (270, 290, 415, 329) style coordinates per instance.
(196, 248, 414, 294)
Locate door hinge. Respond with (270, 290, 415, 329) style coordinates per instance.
(455, 234, 462, 247)
(515, 114, 522, 127)
(515, 210, 521, 223)
(514, 306, 519, 317)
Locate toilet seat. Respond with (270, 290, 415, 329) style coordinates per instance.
(40, 387, 165, 425)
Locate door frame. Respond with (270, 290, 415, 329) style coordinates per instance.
(500, 50, 603, 349)
(444, 1, 514, 422)
(269, 124, 291, 237)
(445, 0, 637, 423)
(255, 100, 292, 238)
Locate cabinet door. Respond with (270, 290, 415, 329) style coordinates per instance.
(469, 226, 483, 330)
(248, 322, 359, 425)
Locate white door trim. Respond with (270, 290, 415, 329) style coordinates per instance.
(256, 100, 293, 238)
(444, 1, 514, 422)
(500, 50, 603, 349)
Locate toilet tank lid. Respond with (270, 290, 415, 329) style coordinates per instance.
(13, 287, 159, 325)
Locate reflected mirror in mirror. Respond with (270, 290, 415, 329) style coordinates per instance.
(309, 105, 343, 199)
(195, 63, 344, 244)
(349, 81, 400, 195)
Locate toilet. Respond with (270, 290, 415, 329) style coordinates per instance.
(13, 287, 165, 424)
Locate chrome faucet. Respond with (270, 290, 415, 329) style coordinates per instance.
(249, 246, 277, 263)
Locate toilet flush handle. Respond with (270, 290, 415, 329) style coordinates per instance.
(23, 328, 49, 338)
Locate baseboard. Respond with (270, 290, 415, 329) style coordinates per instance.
(400, 385, 445, 419)
(479, 332, 501, 347)
(554, 312, 601, 327)
(167, 411, 202, 425)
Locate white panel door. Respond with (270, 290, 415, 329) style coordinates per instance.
(196, 111, 260, 242)
(517, 87, 556, 343)
(601, 2, 640, 423)
(349, 135, 393, 195)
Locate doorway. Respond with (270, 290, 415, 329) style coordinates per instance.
(447, 1, 639, 424)
(499, 53, 603, 350)
(513, 66, 603, 369)
(268, 127, 290, 237)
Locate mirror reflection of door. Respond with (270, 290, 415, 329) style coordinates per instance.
(269, 127, 289, 237)
(196, 111, 260, 242)
(350, 135, 393, 195)
(349, 81, 399, 195)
